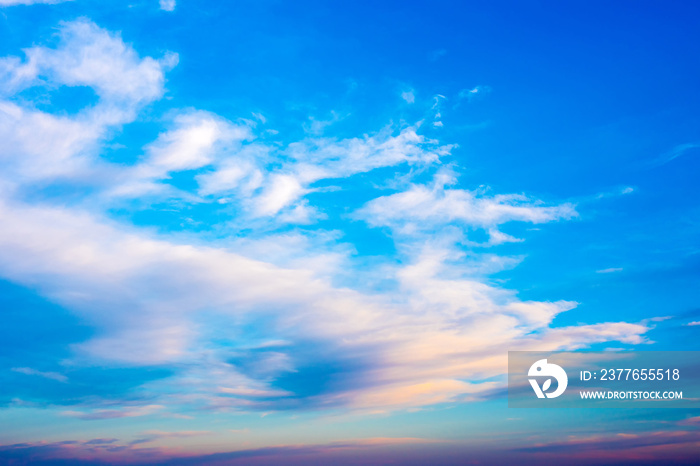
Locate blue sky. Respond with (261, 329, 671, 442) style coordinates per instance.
(0, 0, 699, 463)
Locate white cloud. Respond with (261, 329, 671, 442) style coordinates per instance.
(304, 112, 341, 135)
(2, 19, 171, 105)
(0, 0, 70, 5)
(356, 172, 576, 244)
(159, 0, 175, 11)
(650, 142, 700, 167)
(0, 19, 175, 187)
(401, 90, 415, 104)
(11, 367, 68, 382)
(458, 85, 491, 101)
(285, 126, 448, 182)
(593, 186, 636, 200)
(431, 94, 445, 127)
(253, 174, 307, 216)
(0, 102, 102, 181)
(0, 196, 649, 411)
(0, 19, 448, 226)
(196, 145, 265, 197)
(685, 321, 700, 327)
(111, 111, 252, 198)
(597, 267, 623, 274)
(195, 125, 451, 220)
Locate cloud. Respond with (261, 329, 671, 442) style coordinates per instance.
(131, 430, 210, 445)
(589, 185, 636, 201)
(0, 0, 70, 5)
(650, 143, 700, 167)
(303, 112, 343, 136)
(145, 113, 243, 173)
(11, 367, 68, 383)
(0, 439, 163, 464)
(194, 125, 450, 221)
(195, 145, 266, 197)
(355, 171, 577, 245)
(0, 437, 451, 465)
(61, 405, 164, 420)
(164, 438, 455, 465)
(431, 94, 445, 127)
(285, 126, 447, 182)
(685, 321, 700, 327)
(0, 18, 654, 418)
(596, 267, 623, 274)
(110, 111, 252, 199)
(159, 0, 175, 11)
(83, 439, 118, 445)
(252, 174, 307, 216)
(0, 19, 175, 186)
(515, 430, 700, 463)
(401, 90, 415, 104)
(0, 194, 649, 412)
(0, 19, 172, 104)
(458, 85, 491, 101)
(4, 431, 699, 465)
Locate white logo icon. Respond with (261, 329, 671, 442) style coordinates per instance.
(528, 359, 568, 399)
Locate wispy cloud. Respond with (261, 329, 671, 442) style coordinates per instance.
(514, 430, 700, 462)
(195, 124, 449, 220)
(431, 94, 445, 127)
(649, 143, 700, 167)
(159, 0, 175, 11)
(11, 367, 68, 382)
(0, 439, 164, 464)
(457, 85, 491, 102)
(596, 267, 623, 274)
(0, 0, 71, 5)
(131, 430, 210, 445)
(0, 437, 450, 465)
(355, 170, 576, 245)
(83, 439, 118, 445)
(591, 185, 635, 200)
(61, 405, 164, 420)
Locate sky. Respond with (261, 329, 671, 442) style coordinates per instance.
(0, 0, 699, 464)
